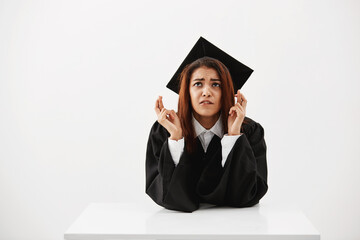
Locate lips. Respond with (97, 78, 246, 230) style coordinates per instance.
(200, 100, 213, 105)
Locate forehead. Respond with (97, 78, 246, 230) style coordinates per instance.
(191, 67, 219, 79)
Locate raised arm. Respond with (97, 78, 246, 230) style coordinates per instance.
(146, 97, 199, 212)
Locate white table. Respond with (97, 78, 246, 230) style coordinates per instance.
(64, 202, 320, 240)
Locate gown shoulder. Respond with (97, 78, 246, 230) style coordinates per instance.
(148, 121, 170, 143)
(242, 116, 265, 141)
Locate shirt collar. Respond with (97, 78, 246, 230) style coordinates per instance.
(192, 114, 224, 138)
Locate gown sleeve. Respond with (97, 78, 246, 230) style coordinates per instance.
(145, 121, 200, 212)
(196, 117, 268, 207)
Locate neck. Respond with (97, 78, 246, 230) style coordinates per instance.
(193, 112, 220, 130)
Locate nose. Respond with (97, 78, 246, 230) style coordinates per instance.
(202, 87, 211, 97)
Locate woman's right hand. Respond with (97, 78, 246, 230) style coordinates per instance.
(154, 96, 183, 141)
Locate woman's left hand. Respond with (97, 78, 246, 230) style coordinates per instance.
(228, 90, 247, 135)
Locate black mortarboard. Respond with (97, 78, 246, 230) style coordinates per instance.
(166, 36, 253, 94)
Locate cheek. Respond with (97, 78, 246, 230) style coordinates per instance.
(190, 88, 199, 99)
(216, 91, 222, 103)
(216, 93, 222, 110)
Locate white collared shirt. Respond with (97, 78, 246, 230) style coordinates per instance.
(168, 115, 242, 167)
(192, 114, 224, 152)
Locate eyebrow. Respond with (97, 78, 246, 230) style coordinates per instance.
(192, 78, 221, 81)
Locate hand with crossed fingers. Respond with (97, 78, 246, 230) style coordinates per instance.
(154, 96, 183, 141)
(228, 90, 247, 136)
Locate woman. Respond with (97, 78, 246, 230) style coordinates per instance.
(145, 57, 268, 212)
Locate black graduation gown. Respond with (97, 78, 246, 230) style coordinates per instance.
(145, 116, 268, 212)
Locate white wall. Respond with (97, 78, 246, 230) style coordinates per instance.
(0, 0, 359, 239)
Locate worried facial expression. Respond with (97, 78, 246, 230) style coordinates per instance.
(189, 67, 222, 118)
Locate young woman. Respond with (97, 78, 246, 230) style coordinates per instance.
(145, 57, 268, 212)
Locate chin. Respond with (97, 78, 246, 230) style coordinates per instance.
(195, 110, 219, 118)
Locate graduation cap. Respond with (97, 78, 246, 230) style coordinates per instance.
(167, 36, 253, 94)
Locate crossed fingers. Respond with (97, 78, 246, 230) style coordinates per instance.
(235, 90, 247, 108)
(230, 90, 247, 117)
(155, 96, 165, 115)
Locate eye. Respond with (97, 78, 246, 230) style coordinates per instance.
(212, 82, 221, 87)
(194, 82, 202, 87)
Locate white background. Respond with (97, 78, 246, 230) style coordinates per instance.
(0, 0, 359, 239)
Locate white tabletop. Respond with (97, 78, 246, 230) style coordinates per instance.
(64, 202, 320, 240)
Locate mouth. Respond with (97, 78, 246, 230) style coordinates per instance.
(200, 100, 213, 105)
